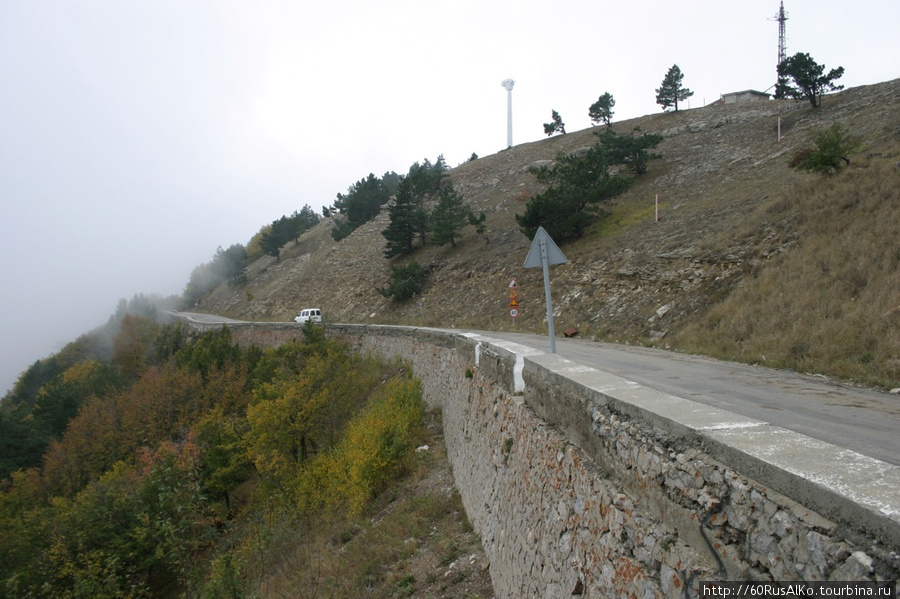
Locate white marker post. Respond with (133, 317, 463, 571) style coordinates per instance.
(523, 226, 567, 353)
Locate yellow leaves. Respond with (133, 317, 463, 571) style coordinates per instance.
(112, 314, 160, 379)
(59, 360, 104, 386)
(245, 349, 386, 481)
(301, 377, 424, 516)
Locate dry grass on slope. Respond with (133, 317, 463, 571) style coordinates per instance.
(672, 149, 900, 388)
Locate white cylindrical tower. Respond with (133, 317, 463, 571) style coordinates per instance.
(501, 79, 515, 148)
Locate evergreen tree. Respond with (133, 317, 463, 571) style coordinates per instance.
(777, 52, 845, 108)
(332, 174, 391, 241)
(595, 127, 663, 175)
(655, 64, 694, 111)
(211, 244, 247, 285)
(516, 144, 632, 243)
(378, 262, 429, 301)
(588, 92, 615, 126)
(258, 218, 288, 259)
(406, 157, 446, 198)
(382, 176, 422, 258)
(430, 182, 470, 247)
(543, 109, 566, 136)
(380, 170, 401, 196)
(296, 204, 320, 231)
(257, 207, 319, 258)
(468, 210, 488, 242)
(381, 158, 446, 257)
(183, 246, 248, 307)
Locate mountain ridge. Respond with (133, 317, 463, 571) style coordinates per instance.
(196, 78, 900, 388)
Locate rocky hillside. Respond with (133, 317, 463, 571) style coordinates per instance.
(197, 79, 900, 383)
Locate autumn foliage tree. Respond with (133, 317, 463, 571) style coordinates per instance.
(112, 314, 160, 380)
(0, 314, 424, 597)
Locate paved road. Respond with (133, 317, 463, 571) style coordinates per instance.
(480, 331, 900, 467)
(173, 313, 900, 467)
(172, 312, 247, 324)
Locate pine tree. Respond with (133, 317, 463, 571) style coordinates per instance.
(516, 145, 632, 243)
(777, 52, 845, 108)
(655, 64, 694, 112)
(430, 182, 470, 247)
(594, 127, 663, 175)
(382, 177, 420, 258)
(334, 174, 389, 228)
(381, 158, 446, 257)
(588, 92, 615, 126)
(543, 110, 566, 136)
(468, 210, 488, 242)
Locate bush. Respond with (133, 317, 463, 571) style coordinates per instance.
(516, 145, 632, 243)
(298, 377, 424, 515)
(378, 262, 429, 301)
(332, 378, 424, 514)
(790, 123, 861, 175)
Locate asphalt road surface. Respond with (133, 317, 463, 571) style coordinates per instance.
(481, 331, 900, 467)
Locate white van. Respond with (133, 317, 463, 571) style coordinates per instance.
(293, 308, 322, 324)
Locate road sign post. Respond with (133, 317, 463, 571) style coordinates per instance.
(508, 278, 519, 321)
(523, 226, 567, 353)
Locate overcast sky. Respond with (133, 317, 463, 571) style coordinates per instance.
(1, 0, 898, 395)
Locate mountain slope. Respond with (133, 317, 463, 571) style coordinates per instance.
(198, 78, 900, 388)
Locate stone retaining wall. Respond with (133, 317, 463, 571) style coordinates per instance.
(179, 318, 900, 597)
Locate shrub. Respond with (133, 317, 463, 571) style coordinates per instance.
(789, 148, 815, 169)
(790, 123, 861, 175)
(378, 262, 429, 301)
(516, 145, 632, 243)
(302, 377, 424, 515)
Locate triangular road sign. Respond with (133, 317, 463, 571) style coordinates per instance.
(523, 226, 567, 268)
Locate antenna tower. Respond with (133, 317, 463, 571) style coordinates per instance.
(771, 1, 789, 97)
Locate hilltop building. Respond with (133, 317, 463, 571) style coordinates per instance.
(719, 89, 771, 104)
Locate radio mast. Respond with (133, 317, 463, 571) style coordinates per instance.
(771, 1, 789, 97)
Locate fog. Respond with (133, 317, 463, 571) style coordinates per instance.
(2, 0, 898, 395)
